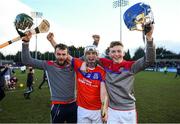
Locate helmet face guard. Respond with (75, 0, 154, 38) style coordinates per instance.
(14, 13, 33, 37)
(123, 2, 154, 31)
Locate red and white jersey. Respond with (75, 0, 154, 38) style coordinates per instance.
(72, 58, 106, 110)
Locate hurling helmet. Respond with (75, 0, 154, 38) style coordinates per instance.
(84, 45, 98, 55)
(14, 13, 33, 36)
(123, 2, 154, 31)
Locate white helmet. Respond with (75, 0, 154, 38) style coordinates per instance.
(84, 45, 98, 55)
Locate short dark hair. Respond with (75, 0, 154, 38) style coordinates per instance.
(55, 43, 68, 52)
(92, 35, 100, 38)
(109, 41, 124, 48)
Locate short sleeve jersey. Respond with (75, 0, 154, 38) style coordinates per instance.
(72, 58, 106, 110)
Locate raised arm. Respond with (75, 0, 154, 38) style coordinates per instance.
(47, 32, 57, 48)
(92, 34, 100, 47)
(145, 24, 155, 64)
(21, 32, 46, 69)
(131, 23, 156, 73)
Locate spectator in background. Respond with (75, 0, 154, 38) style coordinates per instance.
(24, 66, 34, 99)
(163, 66, 168, 74)
(175, 64, 180, 78)
(3, 64, 13, 90)
(0, 65, 8, 101)
(9, 76, 18, 90)
(38, 70, 48, 89)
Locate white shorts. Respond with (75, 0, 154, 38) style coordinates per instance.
(107, 107, 137, 124)
(77, 106, 103, 123)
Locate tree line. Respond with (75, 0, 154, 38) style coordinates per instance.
(0, 45, 180, 64)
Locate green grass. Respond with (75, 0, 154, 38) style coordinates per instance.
(0, 69, 51, 123)
(135, 71, 180, 123)
(0, 70, 180, 123)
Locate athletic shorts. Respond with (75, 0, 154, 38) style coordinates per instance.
(107, 107, 137, 124)
(77, 106, 102, 123)
(51, 102, 77, 123)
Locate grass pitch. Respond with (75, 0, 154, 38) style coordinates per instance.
(0, 70, 180, 123)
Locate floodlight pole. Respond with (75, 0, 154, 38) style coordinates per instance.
(120, 4, 122, 42)
(31, 12, 43, 59)
(113, 0, 129, 42)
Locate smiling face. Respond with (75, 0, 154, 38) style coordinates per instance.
(109, 41, 125, 63)
(84, 45, 98, 68)
(85, 51, 98, 63)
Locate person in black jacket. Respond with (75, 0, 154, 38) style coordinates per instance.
(175, 64, 180, 78)
(24, 66, 34, 99)
(38, 70, 48, 89)
(0, 65, 8, 101)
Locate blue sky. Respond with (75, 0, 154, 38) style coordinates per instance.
(0, 0, 180, 56)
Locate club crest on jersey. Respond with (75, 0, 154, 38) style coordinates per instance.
(92, 73, 99, 80)
(79, 69, 102, 80)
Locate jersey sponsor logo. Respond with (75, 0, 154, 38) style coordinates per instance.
(78, 78, 98, 87)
